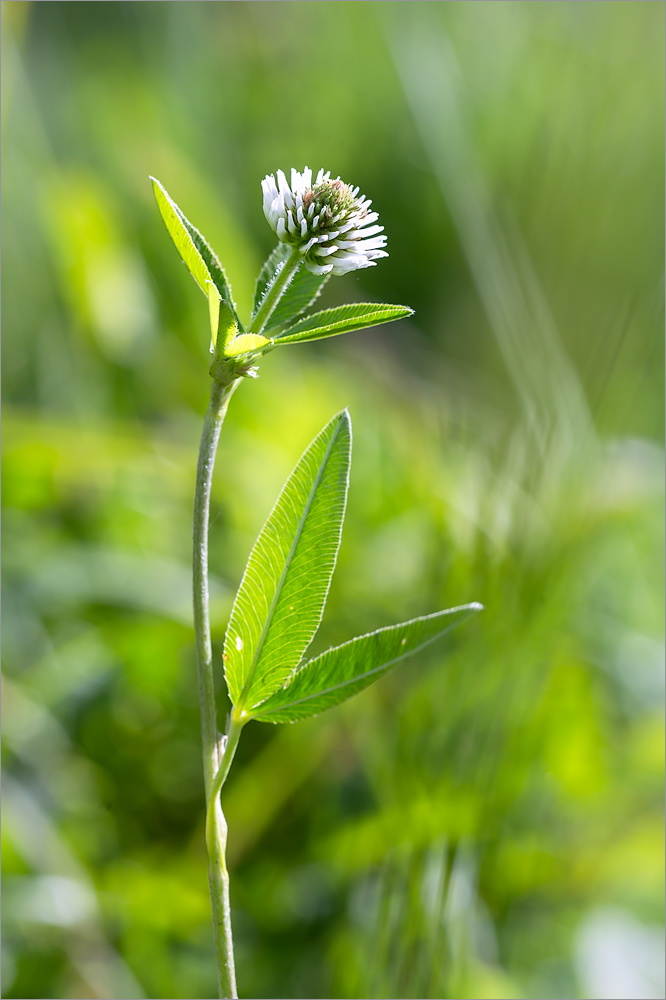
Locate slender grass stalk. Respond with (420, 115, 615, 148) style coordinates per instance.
(193, 374, 241, 999)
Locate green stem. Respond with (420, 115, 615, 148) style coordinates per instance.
(208, 714, 245, 821)
(193, 374, 240, 999)
(248, 246, 301, 334)
(194, 248, 300, 999)
(205, 795, 235, 1000)
(204, 714, 244, 997)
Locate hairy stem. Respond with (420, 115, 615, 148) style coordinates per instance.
(193, 245, 300, 997)
(248, 245, 302, 334)
(193, 375, 240, 999)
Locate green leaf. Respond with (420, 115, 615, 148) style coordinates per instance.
(173, 204, 242, 330)
(151, 177, 243, 330)
(151, 176, 212, 297)
(252, 245, 288, 314)
(209, 291, 236, 352)
(273, 302, 413, 345)
(251, 604, 482, 724)
(224, 333, 272, 357)
(252, 245, 331, 331)
(224, 410, 352, 713)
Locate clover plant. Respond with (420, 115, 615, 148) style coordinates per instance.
(152, 168, 481, 999)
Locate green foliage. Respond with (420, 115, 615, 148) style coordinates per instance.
(209, 296, 238, 354)
(252, 605, 481, 724)
(154, 179, 409, 363)
(253, 245, 330, 331)
(225, 411, 352, 713)
(2, 4, 664, 1000)
(176, 206, 242, 331)
(253, 246, 288, 315)
(151, 177, 215, 300)
(275, 302, 414, 345)
(227, 411, 479, 723)
(151, 176, 243, 333)
(224, 332, 272, 358)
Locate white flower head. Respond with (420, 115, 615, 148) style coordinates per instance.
(261, 167, 388, 276)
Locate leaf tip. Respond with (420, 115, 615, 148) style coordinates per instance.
(336, 407, 353, 440)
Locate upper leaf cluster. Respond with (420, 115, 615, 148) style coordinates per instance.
(151, 178, 413, 368)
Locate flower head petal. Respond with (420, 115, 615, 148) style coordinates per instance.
(261, 167, 388, 276)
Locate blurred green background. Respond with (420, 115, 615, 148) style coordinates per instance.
(2, 3, 664, 998)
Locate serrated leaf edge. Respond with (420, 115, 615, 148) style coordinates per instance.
(274, 303, 414, 345)
(251, 245, 290, 319)
(151, 176, 212, 294)
(150, 175, 243, 332)
(251, 603, 483, 721)
(229, 410, 352, 711)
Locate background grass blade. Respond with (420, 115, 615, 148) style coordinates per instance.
(274, 302, 413, 345)
(251, 604, 483, 724)
(252, 245, 330, 331)
(224, 411, 352, 713)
